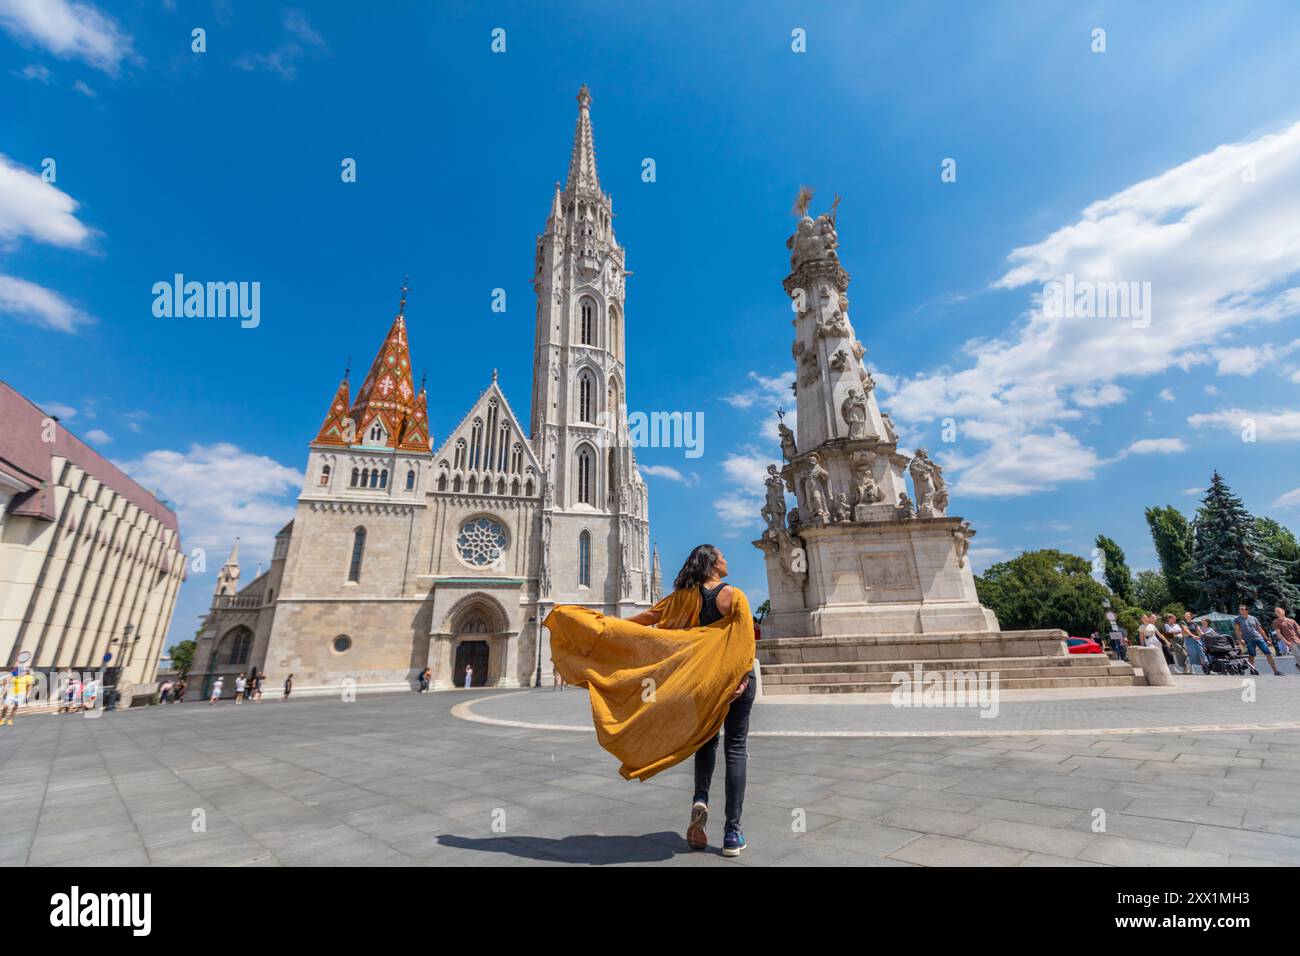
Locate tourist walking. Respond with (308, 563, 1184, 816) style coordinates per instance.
(1, 668, 34, 726)
(209, 677, 224, 704)
(1181, 611, 1207, 675)
(160, 680, 173, 704)
(283, 673, 293, 700)
(234, 672, 247, 703)
(1163, 614, 1188, 674)
(418, 668, 430, 692)
(627, 545, 755, 858)
(1235, 604, 1283, 676)
(1272, 606, 1300, 671)
(463, 663, 473, 688)
(175, 679, 187, 703)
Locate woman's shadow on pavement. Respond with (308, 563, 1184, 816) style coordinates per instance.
(437, 831, 720, 865)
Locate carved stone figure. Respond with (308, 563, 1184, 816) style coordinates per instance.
(829, 348, 850, 371)
(860, 369, 876, 394)
(896, 491, 914, 519)
(787, 213, 839, 269)
(761, 464, 788, 534)
(816, 311, 851, 339)
(850, 450, 883, 509)
(787, 507, 801, 535)
(778, 421, 797, 461)
(908, 448, 949, 517)
(803, 454, 831, 524)
(832, 493, 851, 523)
(850, 338, 865, 362)
(952, 520, 975, 568)
(841, 387, 869, 440)
(880, 412, 899, 444)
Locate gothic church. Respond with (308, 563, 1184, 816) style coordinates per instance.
(191, 86, 659, 696)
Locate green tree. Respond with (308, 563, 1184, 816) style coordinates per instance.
(1191, 472, 1299, 612)
(975, 549, 1112, 636)
(1094, 534, 1134, 605)
(1144, 505, 1197, 606)
(1133, 569, 1171, 612)
(1254, 517, 1300, 602)
(168, 639, 196, 678)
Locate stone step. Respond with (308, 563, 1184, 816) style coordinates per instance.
(762, 663, 1131, 685)
(762, 673, 1141, 695)
(762, 655, 1118, 675)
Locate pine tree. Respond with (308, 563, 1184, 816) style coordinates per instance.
(1191, 472, 1299, 612)
(1094, 534, 1134, 604)
(1144, 505, 1197, 606)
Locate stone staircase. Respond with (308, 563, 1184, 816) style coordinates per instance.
(757, 630, 1140, 695)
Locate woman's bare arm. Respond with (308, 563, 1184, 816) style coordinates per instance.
(626, 607, 662, 626)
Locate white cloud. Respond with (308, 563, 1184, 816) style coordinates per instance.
(886, 120, 1300, 497)
(640, 464, 698, 486)
(1158, 388, 1176, 401)
(1188, 407, 1300, 441)
(1211, 340, 1300, 376)
(83, 427, 110, 444)
(0, 0, 136, 75)
(0, 154, 94, 249)
(235, 9, 327, 81)
(0, 274, 93, 331)
(71, 78, 94, 97)
(723, 370, 792, 411)
(36, 399, 76, 419)
(1275, 488, 1300, 509)
(1124, 437, 1188, 455)
(12, 62, 51, 81)
(115, 443, 302, 562)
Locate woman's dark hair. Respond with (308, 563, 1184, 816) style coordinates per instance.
(674, 544, 721, 592)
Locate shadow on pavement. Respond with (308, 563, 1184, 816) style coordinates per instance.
(437, 831, 709, 864)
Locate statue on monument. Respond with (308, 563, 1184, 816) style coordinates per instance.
(880, 412, 900, 444)
(761, 464, 788, 534)
(908, 448, 949, 517)
(952, 520, 975, 568)
(850, 450, 884, 519)
(832, 493, 851, 523)
(803, 453, 831, 524)
(841, 387, 870, 440)
(778, 420, 797, 461)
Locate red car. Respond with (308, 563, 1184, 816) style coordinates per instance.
(1066, 637, 1104, 655)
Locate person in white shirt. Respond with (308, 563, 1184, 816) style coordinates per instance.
(234, 672, 247, 704)
(209, 677, 224, 704)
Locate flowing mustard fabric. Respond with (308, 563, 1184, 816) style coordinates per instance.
(545, 587, 756, 781)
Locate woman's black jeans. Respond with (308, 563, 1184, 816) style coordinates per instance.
(693, 670, 757, 834)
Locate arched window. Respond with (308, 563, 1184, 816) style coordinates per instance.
(351, 467, 359, 487)
(511, 443, 522, 474)
(348, 527, 366, 582)
(576, 446, 594, 505)
(438, 473, 449, 492)
(610, 305, 622, 362)
(578, 531, 591, 587)
(525, 478, 535, 496)
(369, 469, 379, 489)
(406, 469, 416, 490)
(580, 297, 596, 345)
(454, 438, 467, 470)
(578, 371, 595, 423)
(320, 464, 331, 487)
(470, 418, 483, 469)
(361, 467, 370, 487)
(379, 469, 388, 489)
(225, 627, 252, 665)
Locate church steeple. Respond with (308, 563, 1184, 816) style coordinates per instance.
(348, 279, 422, 451)
(564, 83, 600, 196)
(214, 538, 240, 600)
(312, 370, 352, 446)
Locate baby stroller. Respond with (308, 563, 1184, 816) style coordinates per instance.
(1202, 632, 1258, 676)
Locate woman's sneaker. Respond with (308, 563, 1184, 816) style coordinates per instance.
(722, 828, 746, 857)
(686, 801, 708, 850)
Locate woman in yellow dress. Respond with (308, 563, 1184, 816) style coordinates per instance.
(545, 544, 756, 857)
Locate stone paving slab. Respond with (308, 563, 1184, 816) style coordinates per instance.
(0, 686, 1297, 866)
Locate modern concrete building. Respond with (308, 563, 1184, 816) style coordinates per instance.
(0, 381, 186, 705)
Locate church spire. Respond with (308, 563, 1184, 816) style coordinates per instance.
(348, 280, 421, 451)
(312, 371, 353, 446)
(564, 83, 600, 195)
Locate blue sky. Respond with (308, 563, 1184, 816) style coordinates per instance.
(3, 0, 1300, 647)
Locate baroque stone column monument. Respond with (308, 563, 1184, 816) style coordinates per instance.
(752, 201, 1137, 693)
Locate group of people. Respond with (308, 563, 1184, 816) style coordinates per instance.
(206, 669, 294, 704)
(157, 679, 187, 704)
(1099, 604, 1300, 676)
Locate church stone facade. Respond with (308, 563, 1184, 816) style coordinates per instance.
(190, 86, 658, 698)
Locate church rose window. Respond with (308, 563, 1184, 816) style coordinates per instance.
(456, 517, 508, 567)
